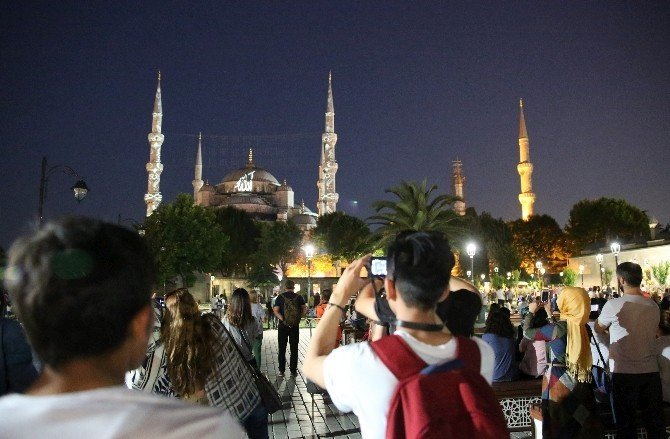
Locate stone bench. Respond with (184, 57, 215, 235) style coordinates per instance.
(530, 402, 670, 438)
(492, 379, 542, 433)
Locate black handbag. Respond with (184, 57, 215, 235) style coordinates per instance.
(224, 324, 283, 414)
(586, 324, 612, 404)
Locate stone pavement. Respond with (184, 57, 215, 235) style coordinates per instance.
(260, 328, 361, 439)
(260, 328, 531, 439)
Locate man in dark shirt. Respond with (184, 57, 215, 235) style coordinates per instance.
(273, 280, 306, 376)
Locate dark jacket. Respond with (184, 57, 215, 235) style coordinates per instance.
(0, 318, 38, 395)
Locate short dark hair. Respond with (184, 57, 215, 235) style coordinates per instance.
(437, 289, 481, 337)
(4, 217, 155, 369)
(321, 289, 332, 303)
(616, 262, 643, 287)
(285, 279, 295, 290)
(386, 231, 455, 311)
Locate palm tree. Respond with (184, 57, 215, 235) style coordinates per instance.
(369, 180, 466, 250)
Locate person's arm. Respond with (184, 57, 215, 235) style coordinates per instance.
(303, 255, 370, 388)
(273, 297, 284, 323)
(523, 302, 555, 342)
(595, 302, 612, 335)
(353, 280, 381, 321)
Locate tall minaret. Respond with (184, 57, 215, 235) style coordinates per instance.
(192, 132, 204, 202)
(317, 71, 339, 216)
(452, 159, 466, 216)
(517, 98, 535, 221)
(144, 72, 164, 217)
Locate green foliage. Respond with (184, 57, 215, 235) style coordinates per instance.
(566, 197, 650, 251)
(144, 194, 228, 287)
(603, 267, 613, 286)
(247, 264, 280, 288)
(313, 212, 372, 262)
(510, 270, 521, 287)
(509, 214, 572, 274)
(214, 207, 260, 276)
(563, 267, 578, 286)
(491, 273, 505, 289)
(652, 261, 670, 286)
(254, 220, 303, 275)
(478, 212, 521, 272)
(369, 180, 465, 250)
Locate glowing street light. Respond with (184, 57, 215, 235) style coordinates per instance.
(578, 264, 585, 287)
(611, 242, 621, 292)
(595, 253, 604, 288)
(466, 243, 476, 281)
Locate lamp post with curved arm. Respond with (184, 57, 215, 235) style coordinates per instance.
(611, 242, 621, 292)
(38, 156, 89, 224)
(466, 243, 476, 282)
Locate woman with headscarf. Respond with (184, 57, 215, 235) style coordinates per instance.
(523, 287, 603, 438)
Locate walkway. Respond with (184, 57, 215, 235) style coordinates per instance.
(261, 328, 531, 439)
(260, 328, 361, 439)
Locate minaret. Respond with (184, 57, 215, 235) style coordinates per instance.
(192, 132, 204, 203)
(317, 71, 339, 215)
(144, 72, 164, 217)
(517, 98, 535, 221)
(452, 159, 466, 216)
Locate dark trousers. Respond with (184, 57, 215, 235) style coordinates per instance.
(277, 323, 299, 373)
(611, 372, 664, 439)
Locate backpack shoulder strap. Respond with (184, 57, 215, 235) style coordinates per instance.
(455, 336, 481, 372)
(370, 335, 426, 380)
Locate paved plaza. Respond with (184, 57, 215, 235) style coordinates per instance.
(259, 328, 361, 439)
(259, 328, 531, 439)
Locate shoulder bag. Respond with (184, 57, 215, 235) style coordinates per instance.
(586, 324, 611, 404)
(222, 324, 283, 414)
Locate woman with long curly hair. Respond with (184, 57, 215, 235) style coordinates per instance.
(158, 288, 268, 439)
(222, 288, 261, 368)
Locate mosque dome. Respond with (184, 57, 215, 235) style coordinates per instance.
(219, 148, 280, 187)
(292, 213, 317, 226)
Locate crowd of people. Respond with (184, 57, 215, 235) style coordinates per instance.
(2, 216, 670, 439)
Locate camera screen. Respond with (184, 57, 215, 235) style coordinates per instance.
(370, 258, 387, 277)
(541, 291, 549, 302)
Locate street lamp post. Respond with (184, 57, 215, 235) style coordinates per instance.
(117, 214, 145, 236)
(611, 242, 621, 293)
(303, 244, 315, 301)
(579, 265, 585, 287)
(539, 267, 546, 288)
(466, 243, 476, 282)
(596, 253, 604, 288)
(38, 156, 89, 224)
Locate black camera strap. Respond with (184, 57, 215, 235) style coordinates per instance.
(395, 320, 444, 332)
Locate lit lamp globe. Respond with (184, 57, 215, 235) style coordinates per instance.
(72, 180, 89, 202)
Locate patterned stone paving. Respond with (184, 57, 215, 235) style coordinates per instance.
(261, 328, 531, 438)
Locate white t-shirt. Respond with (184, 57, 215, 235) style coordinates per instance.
(0, 386, 245, 439)
(597, 294, 660, 373)
(323, 331, 495, 439)
(495, 289, 505, 301)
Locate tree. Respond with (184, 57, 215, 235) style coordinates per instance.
(214, 207, 260, 276)
(478, 212, 521, 273)
(253, 220, 303, 279)
(313, 212, 371, 270)
(509, 214, 572, 274)
(563, 267, 578, 287)
(603, 268, 613, 287)
(566, 197, 650, 251)
(369, 180, 465, 249)
(652, 261, 670, 287)
(144, 194, 228, 287)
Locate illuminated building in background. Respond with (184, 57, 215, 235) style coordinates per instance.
(517, 98, 536, 220)
(452, 159, 466, 216)
(144, 72, 164, 217)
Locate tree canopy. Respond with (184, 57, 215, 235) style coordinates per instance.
(143, 194, 228, 287)
(509, 214, 572, 274)
(478, 212, 521, 273)
(214, 206, 260, 276)
(312, 212, 371, 263)
(253, 220, 303, 277)
(566, 197, 650, 251)
(369, 180, 465, 250)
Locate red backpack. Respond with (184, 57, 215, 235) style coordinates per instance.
(370, 335, 508, 439)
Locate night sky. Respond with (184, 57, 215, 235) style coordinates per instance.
(1, 2, 669, 249)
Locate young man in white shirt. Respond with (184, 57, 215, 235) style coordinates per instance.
(0, 217, 244, 438)
(596, 262, 663, 439)
(303, 231, 495, 438)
